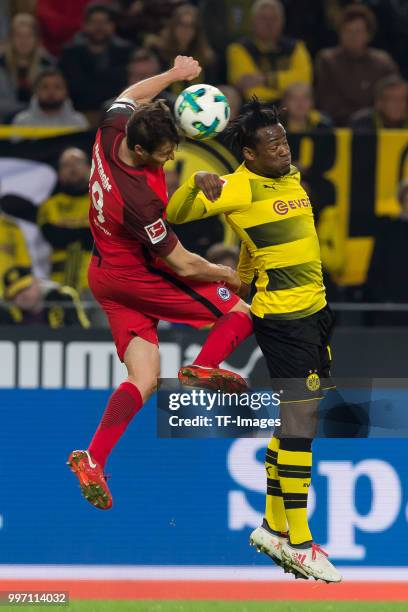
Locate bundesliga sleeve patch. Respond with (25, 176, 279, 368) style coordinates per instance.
(144, 218, 168, 244)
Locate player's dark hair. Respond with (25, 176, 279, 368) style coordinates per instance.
(126, 100, 180, 153)
(224, 96, 280, 150)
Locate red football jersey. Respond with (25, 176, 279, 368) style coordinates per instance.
(88, 99, 178, 268)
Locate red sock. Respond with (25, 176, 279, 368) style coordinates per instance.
(88, 381, 143, 469)
(194, 311, 253, 368)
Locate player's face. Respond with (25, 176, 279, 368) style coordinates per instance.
(143, 142, 176, 169)
(243, 124, 291, 178)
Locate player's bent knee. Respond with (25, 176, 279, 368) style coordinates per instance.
(127, 374, 159, 403)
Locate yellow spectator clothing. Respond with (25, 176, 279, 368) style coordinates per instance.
(4, 284, 90, 328)
(0, 215, 31, 298)
(167, 163, 326, 319)
(227, 37, 312, 102)
(285, 110, 331, 133)
(37, 192, 91, 292)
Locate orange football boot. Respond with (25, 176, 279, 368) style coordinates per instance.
(67, 450, 112, 510)
(178, 364, 248, 394)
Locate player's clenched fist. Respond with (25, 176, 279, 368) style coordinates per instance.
(172, 55, 201, 82)
(218, 266, 241, 293)
(195, 171, 224, 202)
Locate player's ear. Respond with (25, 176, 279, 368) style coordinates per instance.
(133, 144, 146, 157)
(242, 146, 255, 162)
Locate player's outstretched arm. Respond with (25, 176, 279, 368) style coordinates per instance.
(167, 172, 247, 224)
(167, 172, 217, 224)
(163, 241, 241, 293)
(116, 55, 201, 105)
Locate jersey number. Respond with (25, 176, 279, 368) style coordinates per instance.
(90, 159, 105, 224)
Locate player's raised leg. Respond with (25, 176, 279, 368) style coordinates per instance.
(68, 336, 159, 510)
(179, 300, 253, 392)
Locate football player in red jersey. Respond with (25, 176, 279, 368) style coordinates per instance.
(68, 55, 253, 509)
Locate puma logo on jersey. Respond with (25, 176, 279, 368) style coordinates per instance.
(144, 218, 167, 244)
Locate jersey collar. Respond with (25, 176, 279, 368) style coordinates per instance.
(238, 162, 298, 179)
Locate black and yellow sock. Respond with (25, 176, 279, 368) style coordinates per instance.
(278, 438, 313, 545)
(264, 436, 287, 533)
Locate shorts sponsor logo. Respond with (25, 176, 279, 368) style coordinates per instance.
(144, 218, 167, 244)
(273, 197, 311, 216)
(306, 372, 320, 391)
(217, 286, 231, 301)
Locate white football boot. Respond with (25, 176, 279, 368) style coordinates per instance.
(281, 541, 342, 583)
(250, 519, 308, 579)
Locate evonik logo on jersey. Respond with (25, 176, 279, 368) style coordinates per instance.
(144, 218, 167, 244)
(273, 197, 311, 216)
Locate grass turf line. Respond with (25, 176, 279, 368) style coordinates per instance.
(14, 602, 408, 612)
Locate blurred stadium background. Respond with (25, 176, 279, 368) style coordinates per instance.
(1, 0, 408, 610)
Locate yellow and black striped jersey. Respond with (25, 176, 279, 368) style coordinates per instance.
(0, 215, 31, 299)
(167, 163, 326, 319)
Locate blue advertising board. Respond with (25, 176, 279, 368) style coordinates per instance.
(0, 389, 406, 566)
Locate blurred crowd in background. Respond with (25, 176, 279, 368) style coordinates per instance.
(0, 0, 408, 327)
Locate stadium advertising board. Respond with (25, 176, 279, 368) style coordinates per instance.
(0, 328, 407, 567)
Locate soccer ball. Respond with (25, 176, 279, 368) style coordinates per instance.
(174, 84, 230, 140)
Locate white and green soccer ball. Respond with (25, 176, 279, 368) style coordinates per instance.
(174, 84, 230, 140)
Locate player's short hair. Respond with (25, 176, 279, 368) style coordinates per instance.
(126, 99, 180, 153)
(224, 96, 280, 150)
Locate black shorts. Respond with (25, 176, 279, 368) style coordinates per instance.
(252, 305, 335, 403)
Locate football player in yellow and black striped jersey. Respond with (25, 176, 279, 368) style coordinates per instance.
(167, 99, 341, 583)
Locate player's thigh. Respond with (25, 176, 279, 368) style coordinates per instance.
(124, 336, 160, 402)
(143, 275, 243, 327)
(252, 314, 322, 437)
(278, 399, 320, 438)
(252, 315, 321, 382)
